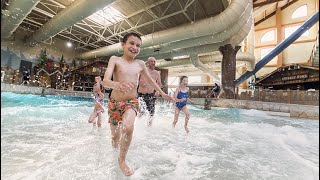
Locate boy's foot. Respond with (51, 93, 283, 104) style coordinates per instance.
(118, 158, 134, 176)
(184, 126, 190, 133)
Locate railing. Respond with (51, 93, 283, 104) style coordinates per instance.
(236, 89, 319, 106)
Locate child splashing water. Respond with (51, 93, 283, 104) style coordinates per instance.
(88, 76, 105, 127)
(173, 76, 194, 133)
(102, 32, 174, 176)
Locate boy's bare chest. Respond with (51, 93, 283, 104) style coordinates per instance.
(115, 63, 141, 76)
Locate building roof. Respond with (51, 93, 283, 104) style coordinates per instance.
(256, 63, 319, 86)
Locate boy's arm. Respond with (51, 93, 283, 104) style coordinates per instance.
(102, 56, 117, 89)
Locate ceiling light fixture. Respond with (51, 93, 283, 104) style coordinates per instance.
(66, 42, 72, 48)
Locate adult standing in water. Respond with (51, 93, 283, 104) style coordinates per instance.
(138, 57, 163, 126)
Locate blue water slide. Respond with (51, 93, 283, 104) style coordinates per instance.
(235, 11, 319, 87)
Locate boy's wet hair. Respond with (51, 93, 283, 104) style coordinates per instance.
(180, 76, 188, 84)
(122, 32, 142, 43)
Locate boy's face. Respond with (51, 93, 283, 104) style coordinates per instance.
(122, 35, 142, 58)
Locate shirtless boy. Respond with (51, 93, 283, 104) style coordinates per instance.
(102, 32, 173, 176)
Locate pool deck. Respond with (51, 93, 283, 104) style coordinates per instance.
(1, 83, 318, 120)
(192, 98, 318, 120)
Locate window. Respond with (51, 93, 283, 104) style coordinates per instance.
(292, 5, 308, 19)
(188, 76, 202, 84)
(168, 76, 202, 85)
(261, 48, 273, 59)
(261, 30, 275, 43)
(168, 76, 179, 86)
(284, 26, 309, 39)
(88, 6, 125, 26)
(167, 77, 179, 96)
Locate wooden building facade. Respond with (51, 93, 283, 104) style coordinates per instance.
(70, 60, 107, 92)
(255, 64, 319, 90)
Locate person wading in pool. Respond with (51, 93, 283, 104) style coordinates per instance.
(173, 76, 194, 133)
(137, 57, 162, 126)
(102, 32, 174, 176)
(88, 76, 105, 127)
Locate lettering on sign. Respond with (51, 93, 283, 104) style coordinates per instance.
(281, 74, 308, 81)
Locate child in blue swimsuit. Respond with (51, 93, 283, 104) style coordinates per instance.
(173, 76, 194, 133)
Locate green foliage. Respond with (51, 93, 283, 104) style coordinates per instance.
(38, 48, 47, 66)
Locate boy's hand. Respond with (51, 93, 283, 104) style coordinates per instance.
(180, 98, 187, 102)
(155, 91, 160, 96)
(116, 82, 135, 93)
(161, 93, 176, 102)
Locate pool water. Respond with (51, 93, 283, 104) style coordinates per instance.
(1, 92, 319, 180)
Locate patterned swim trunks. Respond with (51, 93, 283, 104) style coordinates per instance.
(108, 98, 139, 125)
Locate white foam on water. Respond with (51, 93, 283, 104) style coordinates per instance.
(1, 92, 319, 179)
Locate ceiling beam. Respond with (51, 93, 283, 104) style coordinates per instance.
(254, 0, 299, 26)
(253, 0, 284, 8)
(281, 0, 299, 10)
(255, 11, 276, 26)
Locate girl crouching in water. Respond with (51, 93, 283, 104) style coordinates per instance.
(173, 76, 194, 133)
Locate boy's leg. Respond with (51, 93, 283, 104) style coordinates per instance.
(173, 107, 180, 127)
(118, 108, 136, 176)
(181, 107, 190, 133)
(110, 121, 121, 148)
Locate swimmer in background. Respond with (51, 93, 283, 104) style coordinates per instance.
(137, 57, 162, 126)
(173, 76, 194, 133)
(88, 76, 105, 127)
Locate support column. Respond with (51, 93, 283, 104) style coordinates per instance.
(239, 66, 248, 89)
(219, 44, 241, 99)
(276, 8, 283, 67)
(159, 69, 168, 94)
